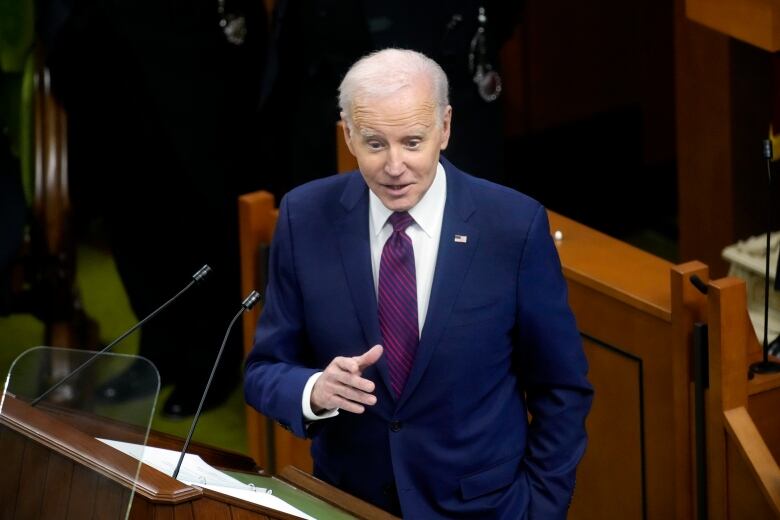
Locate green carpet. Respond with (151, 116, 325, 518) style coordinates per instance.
(0, 242, 249, 457)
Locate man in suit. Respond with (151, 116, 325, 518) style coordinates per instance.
(244, 49, 592, 518)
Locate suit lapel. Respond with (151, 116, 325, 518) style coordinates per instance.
(397, 163, 479, 410)
(336, 174, 394, 398)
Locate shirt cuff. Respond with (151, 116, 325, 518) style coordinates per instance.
(302, 372, 340, 421)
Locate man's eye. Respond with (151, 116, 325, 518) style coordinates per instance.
(406, 139, 421, 149)
(366, 141, 384, 150)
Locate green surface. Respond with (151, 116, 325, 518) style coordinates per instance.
(224, 470, 356, 520)
(0, 241, 249, 456)
(0, 0, 35, 72)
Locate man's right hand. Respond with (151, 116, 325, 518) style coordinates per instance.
(310, 345, 383, 414)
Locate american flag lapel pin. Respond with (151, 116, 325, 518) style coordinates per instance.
(454, 234, 468, 244)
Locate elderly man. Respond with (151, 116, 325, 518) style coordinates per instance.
(244, 49, 592, 519)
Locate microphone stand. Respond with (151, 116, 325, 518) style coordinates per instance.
(172, 290, 260, 480)
(30, 265, 212, 407)
(750, 140, 780, 375)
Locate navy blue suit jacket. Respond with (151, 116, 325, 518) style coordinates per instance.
(244, 159, 593, 518)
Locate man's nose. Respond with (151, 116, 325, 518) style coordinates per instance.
(384, 147, 405, 176)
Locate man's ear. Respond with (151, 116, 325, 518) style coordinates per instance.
(440, 105, 453, 151)
(340, 113, 357, 156)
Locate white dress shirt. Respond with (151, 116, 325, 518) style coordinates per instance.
(302, 163, 448, 420)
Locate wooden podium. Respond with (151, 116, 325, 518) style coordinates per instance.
(0, 394, 397, 519)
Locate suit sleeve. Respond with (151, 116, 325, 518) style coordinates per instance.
(244, 195, 318, 438)
(515, 205, 593, 519)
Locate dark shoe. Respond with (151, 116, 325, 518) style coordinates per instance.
(161, 381, 234, 420)
(95, 360, 159, 403)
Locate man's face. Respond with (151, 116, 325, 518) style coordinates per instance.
(343, 82, 452, 212)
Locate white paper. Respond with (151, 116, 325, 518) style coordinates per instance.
(202, 485, 316, 520)
(98, 438, 245, 488)
(97, 438, 318, 518)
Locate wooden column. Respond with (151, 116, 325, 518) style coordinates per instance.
(676, 0, 776, 277)
(670, 261, 709, 519)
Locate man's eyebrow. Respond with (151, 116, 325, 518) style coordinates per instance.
(358, 127, 428, 139)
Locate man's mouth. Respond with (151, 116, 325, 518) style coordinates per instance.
(384, 183, 411, 193)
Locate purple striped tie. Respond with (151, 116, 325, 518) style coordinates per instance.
(378, 212, 419, 398)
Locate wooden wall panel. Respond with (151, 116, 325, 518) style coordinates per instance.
(747, 387, 780, 462)
(40, 452, 74, 517)
(686, 0, 780, 52)
(231, 505, 270, 520)
(173, 501, 196, 520)
(16, 439, 49, 518)
(568, 338, 643, 520)
(66, 464, 97, 519)
(154, 505, 175, 520)
(567, 279, 675, 519)
(92, 475, 125, 519)
(193, 497, 232, 517)
(0, 428, 25, 519)
(128, 495, 153, 520)
(726, 437, 778, 519)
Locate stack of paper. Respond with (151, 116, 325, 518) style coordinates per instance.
(98, 438, 315, 519)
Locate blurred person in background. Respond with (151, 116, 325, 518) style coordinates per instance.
(38, 0, 268, 418)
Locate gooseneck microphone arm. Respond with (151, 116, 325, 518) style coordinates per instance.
(172, 290, 261, 480)
(750, 140, 780, 374)
(30, 265, 212, 407)
(765, 140, 772, 361)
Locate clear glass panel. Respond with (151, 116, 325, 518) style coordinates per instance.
(1, 347, 159, 519)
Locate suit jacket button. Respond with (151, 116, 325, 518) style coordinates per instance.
(390, 421, 402, 432)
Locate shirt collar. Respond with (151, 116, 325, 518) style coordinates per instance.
(369, 162, 447, 238)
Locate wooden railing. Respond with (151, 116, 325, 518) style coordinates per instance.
(705, 277, 780, 519)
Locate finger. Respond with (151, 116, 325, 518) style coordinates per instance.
(312, 377, 378, 412)
(316, 368, 374, 397)
(332, 397, 365, 414)
(328, 360, 375, 391)
(337, 370, 375, 393)
(336, 384, 377, 406)
(324, 369, 374, 394)
(332, 356, 361, 374)
(354, 345, 384, 371)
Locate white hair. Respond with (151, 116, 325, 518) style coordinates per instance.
(338, 48, 449, 129)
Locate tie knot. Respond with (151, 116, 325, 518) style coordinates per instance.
(389, 212, 414, 233)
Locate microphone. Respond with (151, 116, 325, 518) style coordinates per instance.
(750, 140, 780, 374)
(172, 290, 261, 479)
(30, 265, 212, 407)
